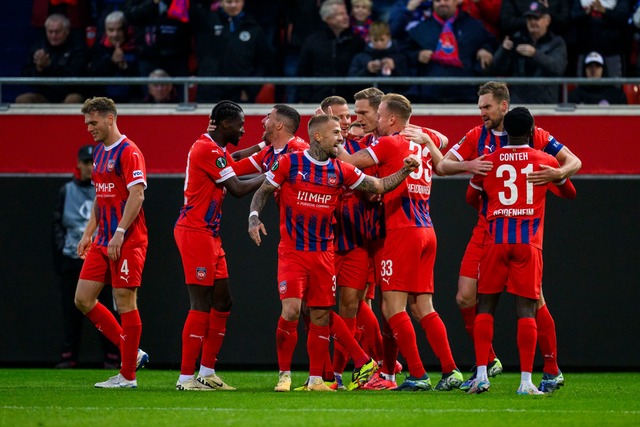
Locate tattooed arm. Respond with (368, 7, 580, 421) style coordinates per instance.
(355, 155, 420, 194)
(248, 180, 277, 246)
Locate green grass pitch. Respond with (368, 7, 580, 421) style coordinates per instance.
(1, 369, 639, 426)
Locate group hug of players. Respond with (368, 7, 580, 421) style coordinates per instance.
(74, 81, 580, 394)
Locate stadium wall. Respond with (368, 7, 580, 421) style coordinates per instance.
(1, 106, 639, 370)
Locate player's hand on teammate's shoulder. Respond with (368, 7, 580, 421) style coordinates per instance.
(527, 164, 562, 185)
(401, 124, 433, 146)
(466, 155, 493, 175)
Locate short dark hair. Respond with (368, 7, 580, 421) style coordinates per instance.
(381, 93, 411, 122)
(308, 114, 339, 139)
(478, 81, 510, 104)
(210, 100, 243, 124)
(320, 96, 347, 113)
(273, 104, 301, 134)
(81, 97, 117, 117)
(503, 106, 533, 137)
(354, 87, 384, 109)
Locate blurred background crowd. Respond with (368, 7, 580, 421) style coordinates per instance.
(2, 0, 640, 105)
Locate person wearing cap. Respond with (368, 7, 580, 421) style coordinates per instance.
(568, 51, 627, 105)
(52, 144, 120, 369)
(465, 107, 576, 395)
(492, 0, 567, 104)
(500, 0, 570, 37)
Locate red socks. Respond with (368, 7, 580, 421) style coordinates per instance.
(119, 310, 141, 380)
(332, 315, 356, 373)
(357, 300, 383, 361)
(330, 311, 368, 368)
(388, 311, 426, 379)
(536, 304, 559, 375)
(517, 317, 537, 373)
(201, 309, 229, 369)
(308, 323, 330, 377)
(419, 311, 457, 373)
(380, 317, 398, 376)
(86, 302, 122, 347)
(474, 313, 494, 369)
(461, 304, 497, 363)
(276, 316, 298, 372)
(180, 310, 209, 375)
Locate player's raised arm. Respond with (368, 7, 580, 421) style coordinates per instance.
(355, 155, 419, 194)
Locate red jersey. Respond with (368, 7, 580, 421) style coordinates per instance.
(92, 136, 147, 247)
(267, 150, 365, 252)
(472, 145, 560, 249)
(360, 133, 386, 241)
(175, 133, 236, 236)
(366, 129, 440, 231)
(233, 136, 309, 176)
(334, 137, 368, 251)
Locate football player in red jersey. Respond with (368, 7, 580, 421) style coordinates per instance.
(337, 93, 463, 392)
(75, 97, 148, 388)
(436, 81, 581, 391)
(173, 101, 265, 391)
(248, 114, 419, 391)
(466, 107, 576, 395)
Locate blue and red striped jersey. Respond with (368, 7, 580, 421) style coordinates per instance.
(334, 137, 368, 251)
(92, 136, 147, 247)
(267, 150, 365, 252)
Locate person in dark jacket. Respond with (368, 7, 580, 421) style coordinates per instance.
(500, 0, 570, 36)
(569, 51, 627, 105)
(348, 21, 409, 94)
(17, 14, 87, 103)
(52, 145, 120, 369)
(407, 0, 496, 103)
(492, 1, 567, 104)
(296, 0, 366, 103)
(123, 0, 192, 77)
(190, 0, 274, 103)
(87, 10, 140, 102)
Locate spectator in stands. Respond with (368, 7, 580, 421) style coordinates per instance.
(351, 0, 374, 42)
(492, 1, 567, 104)
(501, 0, 570, 36)
(123, 0, 192, 78)
(348, 21, 409, 93)
(32, 0, 91, 43)
(389, 0, 433, 50)
(17, 13, 87, 104)
(143, 68, 180, 103)
(87, 10, 139, 102)
(568, 51, 628, 105)
(280, 0, 323, 102)
(569, 0, 632, 78)
(190, 0, 273, 103)
(407, 0, 496, 103)
(296, 0, 365, 103)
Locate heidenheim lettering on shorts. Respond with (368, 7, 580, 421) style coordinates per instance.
(407, 183, 430, 194)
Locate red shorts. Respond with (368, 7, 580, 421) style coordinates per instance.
(459, 220, 487, 279)
(335, 246, 368, 291)
(80, 243, 147, 288)
(379, 227, 436, 294)
(478, 244, 542, 300)
(366, 239, 385, 300)
(174, 228, 228, 286)
(277, 246, 336, 307)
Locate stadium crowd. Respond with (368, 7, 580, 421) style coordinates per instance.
(12, 0, 640, 105)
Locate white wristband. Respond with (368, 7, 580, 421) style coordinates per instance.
(258, 141, 267, 150)
(116, 227, 126, 234)
(249, 210, 259, 219)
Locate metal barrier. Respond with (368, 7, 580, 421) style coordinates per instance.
(2, 76, 640, 104)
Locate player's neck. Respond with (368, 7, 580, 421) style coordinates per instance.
(308, 142, 330, 162)
(271, 134, 292, 150)
(103, 130, 123, 147)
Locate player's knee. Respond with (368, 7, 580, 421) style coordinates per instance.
(281, 302, 301, 321)
(74, 296, 93, 314)
(456, 291, 475, 309)
(212, 298, 232, 313)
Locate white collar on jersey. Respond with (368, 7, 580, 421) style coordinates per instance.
(103, 135, 126, 151)
(303, 149, 330, 166)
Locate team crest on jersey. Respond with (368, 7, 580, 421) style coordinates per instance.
(196, 267, 207, 281)
(271, 161, 279, 171)
(215, 157, 227, 169)
(278, 280, 287, 294)
(328, 174, 337, 185)
(239, 31, 251, 42)
(107, 159, 115, 172)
